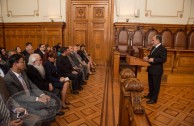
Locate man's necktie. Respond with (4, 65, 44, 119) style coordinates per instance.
(18, 75, 30, 96)
(0, 95, 10, 123)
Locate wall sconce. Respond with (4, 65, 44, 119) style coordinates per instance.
(48, 16, 62, 22)
(134, 9, 140, 18)
(126, 18, 129, 22)
(50, 18, 54, 22)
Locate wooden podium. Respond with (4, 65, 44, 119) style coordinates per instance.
(126, 55, 150, 77)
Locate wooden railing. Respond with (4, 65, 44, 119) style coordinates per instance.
(118, 69, 151, 126)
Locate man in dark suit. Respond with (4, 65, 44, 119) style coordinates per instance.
(143, 35, 167, 104)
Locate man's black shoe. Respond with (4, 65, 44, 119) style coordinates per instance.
(72, 90, 79, 94)
(78, 86, 83, 90)
(146, 100, 157, 104)
(56, 111, 65, 116)
(81, 81, 87, 85)
(143, 95, 151, 99)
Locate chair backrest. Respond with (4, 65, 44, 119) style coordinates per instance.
(0, 77, 9, 102)
(117, 28, 129, 57)
(188, 30, 194, 50)
(161, 29, 173, 49)
(174, 30, 187, 49)
(131, 28, 144, 57)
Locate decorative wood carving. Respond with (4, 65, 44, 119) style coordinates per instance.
(93, 7, 104, 18)
(75, 7, 86, 19)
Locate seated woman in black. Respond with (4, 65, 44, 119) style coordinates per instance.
(43, 53, 70, 109)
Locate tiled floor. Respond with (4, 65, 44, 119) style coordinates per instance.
(142, 83, 194, 126)
(52, 66, 194, 126)
(52, 66, 106, 126)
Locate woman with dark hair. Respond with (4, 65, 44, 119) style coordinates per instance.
(0, 47, 7, 62)
(44, 52, 70, 109)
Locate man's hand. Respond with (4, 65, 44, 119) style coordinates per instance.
(41, 95, 50, 101)
(9, 119, 23, 126)
(60, 77, 66, 82)
(148, 58, 154, 63)
(143, 57, 148, 61)
(48, 83, 53, 92)
(37, 97, 47, 104)
(38, 95, 50, 104)
(72, 71, 78, 74)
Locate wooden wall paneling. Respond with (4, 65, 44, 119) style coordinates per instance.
(3, 22, 65, 51)
(72, 4, 88, 46)
(173, 51, 194, 74)
(164, 51, 175, 73)
(70, 2, 109, 65)
(73, 22, 88, 45)
(0, 23, 4, 47)
(89, 4, 108, 65)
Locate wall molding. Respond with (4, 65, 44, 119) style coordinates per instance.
(6, 0, 39, 17)
(145, 0, 185, 18)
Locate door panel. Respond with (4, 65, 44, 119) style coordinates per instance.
(72, 4, 108, 65)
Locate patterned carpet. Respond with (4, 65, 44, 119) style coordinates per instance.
(52, 66, 106, 126)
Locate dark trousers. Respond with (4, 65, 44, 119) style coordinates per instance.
(63, 73, 82, 90)
(148, 73, 162, 102)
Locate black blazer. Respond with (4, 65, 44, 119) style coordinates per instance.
(56, 55, 73, 75)
(25, 65, 49, 91)
(44, 60, 61, 83)
(148, 44, 167, 75)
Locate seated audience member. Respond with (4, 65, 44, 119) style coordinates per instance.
(68, 46, 88, 80)
(26, 54, 53, 92)
(15, 46, 22, 55)
(0, 94, 41, 126)
(4, 54, 56, 119)
(44, 53, 70, 109)
(54, 43, 61, 53)
(25, 54, 65, 116)
(0, 64, 8, 77)
(76, 45, 94, 74)
(34, 44, 46, 63)
(22, 42, 34, 63)
(0, 47, 7, 62)
(80, 44, 96, 72)
(7, 50, 17, 60)
(56, 47, 82, 94)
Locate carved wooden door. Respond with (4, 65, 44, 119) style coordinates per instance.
(72, 4, 108, 65)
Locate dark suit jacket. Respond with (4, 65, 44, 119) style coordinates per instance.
(25, 65, 49, 91)
(0, 64, 9, 75)
(56, 55, 73, 75)
(43, 61, 61, 83)
(77, 50, 89, 63)
(69, 53, 81, 67)
(4, 70, 43, 102)
(148, 44, 167, 75)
